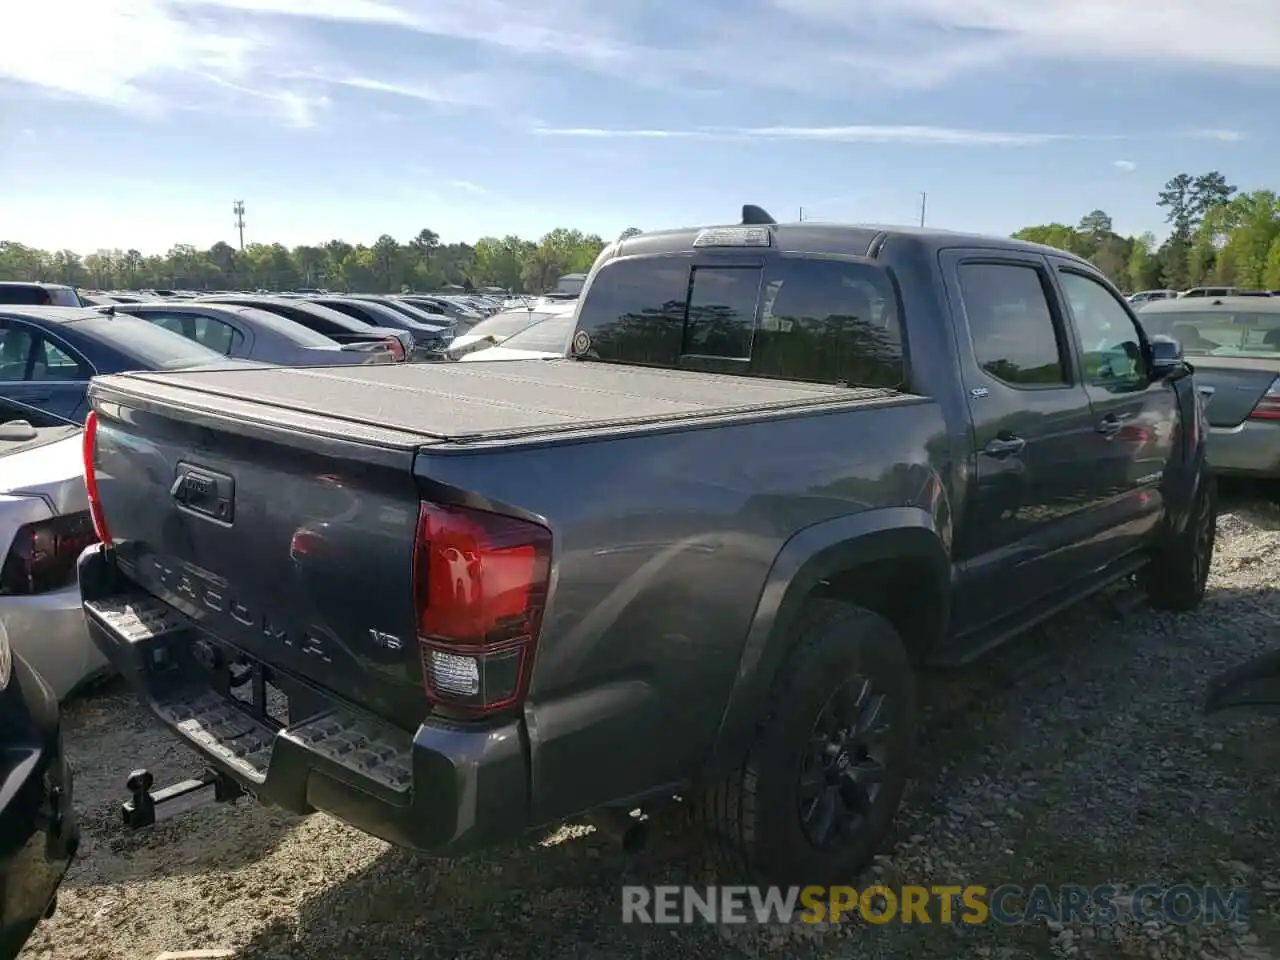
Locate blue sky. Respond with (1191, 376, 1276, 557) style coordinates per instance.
(2, 0, 1278, 254)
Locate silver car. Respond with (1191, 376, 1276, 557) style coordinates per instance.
(108, 301, 399, 365)
(1138, 296, 1280, 478)
(0, 397, 107, 698)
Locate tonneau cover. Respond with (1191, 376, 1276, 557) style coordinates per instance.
(98, 359, 900, 447)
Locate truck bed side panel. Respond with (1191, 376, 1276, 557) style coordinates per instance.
(414, 398, 951, 823)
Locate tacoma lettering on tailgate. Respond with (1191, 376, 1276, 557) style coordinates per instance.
(148, 556, 334, 664)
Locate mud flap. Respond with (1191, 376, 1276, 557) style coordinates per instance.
(1204, 647, 1280, 714)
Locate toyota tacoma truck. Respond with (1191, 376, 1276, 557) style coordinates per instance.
(78, 207, 1215, 885)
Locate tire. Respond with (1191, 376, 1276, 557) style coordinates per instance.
(1145, 473, 1218, 612)
(695, 600, 916, 886)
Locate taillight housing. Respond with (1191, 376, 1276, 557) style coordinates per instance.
(0, 511, 99, 595)
(82, 410, 111, 544)
(1249, 377, 1280, 420)
(413, 502, 552, 718)
(385, 337, 405, 361)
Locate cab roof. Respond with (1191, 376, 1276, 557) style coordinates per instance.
(611, 218, 1093, 267)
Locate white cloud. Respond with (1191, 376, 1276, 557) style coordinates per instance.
(533, 125, 1078, 146)
(3, 0, 1275, 129)
(447, 179, 489, 194)
(1193, 129, 1246, 141)
(1112, 159, 1137, 171)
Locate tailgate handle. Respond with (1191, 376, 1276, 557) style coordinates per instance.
(171, 464, 235, 523)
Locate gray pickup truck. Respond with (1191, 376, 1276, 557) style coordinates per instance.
(78, 207, 1215, 885)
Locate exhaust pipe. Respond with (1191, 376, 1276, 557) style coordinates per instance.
(586, 807, 649, 854)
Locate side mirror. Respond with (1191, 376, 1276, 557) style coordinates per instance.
(1148, 334, 1184, 379)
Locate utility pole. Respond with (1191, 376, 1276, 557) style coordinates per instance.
(233, 200, 246, 251)
(919, 192, 927, 228)
(799, 206, 805, 222)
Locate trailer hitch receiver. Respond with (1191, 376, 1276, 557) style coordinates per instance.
(122, 767, 246, 829)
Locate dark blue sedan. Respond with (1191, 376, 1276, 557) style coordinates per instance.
(0, 306, 227, 421)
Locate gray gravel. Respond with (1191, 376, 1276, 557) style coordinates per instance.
(18, 492, 1280, 960)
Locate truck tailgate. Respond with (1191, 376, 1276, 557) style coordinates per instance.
(86, 384, 428, 730)
(100, 358, 895, 448)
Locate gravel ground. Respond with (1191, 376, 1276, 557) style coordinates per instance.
(19, 491, 1280, 960)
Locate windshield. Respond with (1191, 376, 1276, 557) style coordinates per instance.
(464, 308, 555, 340)
(79, 314, 227, 369)
(497, 311, 576, 353)
(1139, 309, 1280, 358)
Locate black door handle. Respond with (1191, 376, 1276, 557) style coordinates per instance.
(982, 434, 1026, 458)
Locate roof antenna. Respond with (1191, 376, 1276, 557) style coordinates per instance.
(742, 204, 776, 225)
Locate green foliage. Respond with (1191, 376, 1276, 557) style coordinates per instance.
(7, 170, 1279, 297)
(1014, 171, 1277, 293)
(0, 227, 608, 295)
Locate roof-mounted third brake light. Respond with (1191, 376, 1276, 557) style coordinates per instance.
(693, 227, 772, 248)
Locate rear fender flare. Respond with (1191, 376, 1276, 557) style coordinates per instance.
(705, 507, 950, 775)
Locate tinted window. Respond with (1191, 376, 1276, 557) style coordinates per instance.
(958, 263, 1066, 387)
(0, 324, 35, 378)
(1138, 308, 1280, 358)
(0, 285, 52, 306)
(1058, 272, 1145, 388)
(77, 315, 225, 369)
(30, 336, 89, 381)
(574, 257, 697, 367)
(574, 256, 903, 387)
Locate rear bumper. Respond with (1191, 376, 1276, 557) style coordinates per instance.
(0, 658, 80, 959)
(2, 583, 110, 700)
(1207, 419, 1280, 478)
(77, 543, 529, 857)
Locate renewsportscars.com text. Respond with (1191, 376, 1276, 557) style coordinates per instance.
(621, 884, 1250, 926)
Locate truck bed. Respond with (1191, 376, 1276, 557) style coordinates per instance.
(96, 359, 902, 450)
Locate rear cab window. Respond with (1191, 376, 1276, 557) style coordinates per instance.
(572, 255, 904, 388)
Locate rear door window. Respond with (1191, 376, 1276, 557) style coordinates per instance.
(573, 255, 903, 387)
(30, 336, 90, 381)
(0, 322, 36, 379)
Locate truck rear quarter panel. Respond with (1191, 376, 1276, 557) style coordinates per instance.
(414, 397, 950, 824)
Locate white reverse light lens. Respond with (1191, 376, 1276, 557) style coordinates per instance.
(429, 650, 480, 696)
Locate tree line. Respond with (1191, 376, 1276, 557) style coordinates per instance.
(1013, 171, 1280, 292)
(0, 227, 640, 295)
(3, 171, 1277, 294)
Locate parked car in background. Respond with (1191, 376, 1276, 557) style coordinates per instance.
(297, 296, 437, 358)
(1180, 286, 1240, 298)
(0, 306, 230, 420)
(0, 397, 107, 700)
(79, 212, 1212, 886)
(444, 303, 577, 359)
(195, 295, 409, 361)
(457, 308, 577, 362)
(1128, 289, 1179, 305)
(1136, 296, 1280, 478)
(0, 619, 79, 959)
(331, 296, 453, 358)
(107, 302, 400, 366)
(397, 295, 484, 325)
(0, 283, 85, 308)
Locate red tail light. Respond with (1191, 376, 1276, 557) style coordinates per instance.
(413, 502, 552, 718)
(385, 337, 405, 361)
(1249, 377, 1280, 420)
(82, 411, 111, 544)
(0, 511, 98, 595)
